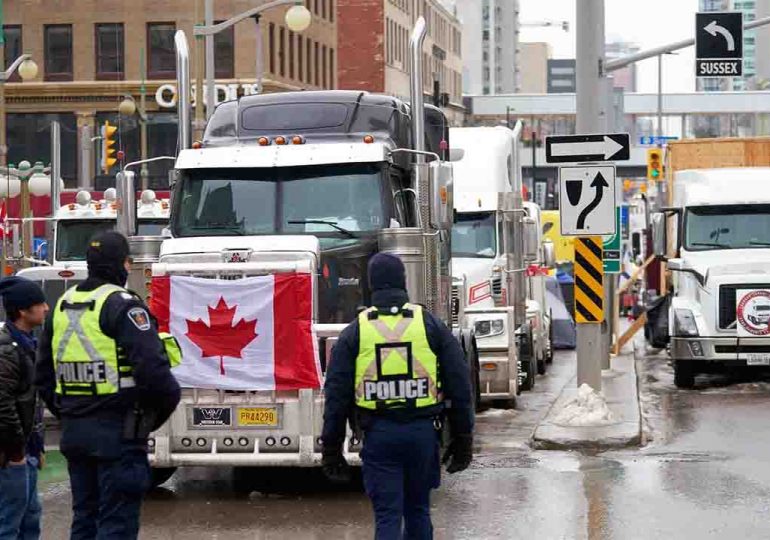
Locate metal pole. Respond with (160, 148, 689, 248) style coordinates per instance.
(175, 31, 191, 152)
(51, 121, 61, 215)
(576, 0, 605, 391)
(255, 15, 264, 93)
(0, 1, 5, 168)
(205, 0, 215, 120)
(194, 0, 206, 140)
(139, 48, 149, 189)
(657, 55, 663, 139)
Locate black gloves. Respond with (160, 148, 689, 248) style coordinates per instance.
(322, 448, 351, 484)
(442, 433, 473, 474)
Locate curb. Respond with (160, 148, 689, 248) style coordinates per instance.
(531, 350, 642, 450)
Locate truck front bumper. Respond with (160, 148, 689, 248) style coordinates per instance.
(477, 347, 517, 400)
(672, 336, 770, 365)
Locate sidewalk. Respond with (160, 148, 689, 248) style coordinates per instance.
(532, 348, 642, 450)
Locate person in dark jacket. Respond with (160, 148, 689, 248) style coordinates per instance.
(322, 253, 474, 540)
(0, 277, 49, 540)
(35, 231, 181, 540)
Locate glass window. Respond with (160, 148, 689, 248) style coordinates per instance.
(269, 23, 275, 74)
(7, 113, 78, 184)
(298, 35, 304, 82)
(173, 164, 388, 247)
(279, 27, 286, 77)
(214, 22, 234, 79)
(3, 26, 22, 82)
(147, 23, 176, 79)
(95, 23, 124, 80)
(685, 205, 770, 251)
(289, 31, 295, 79)
(44, 24, 73, 81)
(56, 220, 115, 261)
(452, 212, 497, 258)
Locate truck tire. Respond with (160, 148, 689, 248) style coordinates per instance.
(519, 330, 536, 392)
(150, 467, 177, 489)
(673, 360, 695, 389)
(459, 330, 481, 412)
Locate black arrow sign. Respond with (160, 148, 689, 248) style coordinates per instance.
(577, 172, 609, 230)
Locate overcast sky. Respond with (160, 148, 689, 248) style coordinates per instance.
(519, 0, 699, 93)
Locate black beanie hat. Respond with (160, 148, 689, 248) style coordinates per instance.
(368, 253, 407, 292)
(0, 276, 46, 313)
(87, 231, 130, 268)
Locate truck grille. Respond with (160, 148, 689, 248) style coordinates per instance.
(719, 283, 770, 329)
(451, 285, 460, 327)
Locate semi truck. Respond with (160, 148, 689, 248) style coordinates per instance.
(652, 137, 770, 388)
(448, 126, 544, 403)
(115, 19, 479, 488)
(16, 188, 170, 304)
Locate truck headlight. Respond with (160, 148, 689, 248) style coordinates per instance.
(475, 318, 505, 337)
(673, 309, 699, 337)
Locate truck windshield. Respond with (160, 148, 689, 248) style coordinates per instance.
(172, 164, 388, 243)
(452, 212, 496, 258)
(56, 220, 114, 261)
(685, 205, 770, 251)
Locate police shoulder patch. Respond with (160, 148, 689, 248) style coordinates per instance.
(127, 307, 151, 331)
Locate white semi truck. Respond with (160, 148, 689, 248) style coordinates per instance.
(653, 167, 770, 388)
(523, 201, 554, 376)
(449, 126, 546, 403)
(115, 20, 480, 489)
(17, 188, 170, 303)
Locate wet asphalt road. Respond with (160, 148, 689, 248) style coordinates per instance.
(39, 343, 770, 539)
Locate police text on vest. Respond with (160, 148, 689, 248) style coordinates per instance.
(364, 378, 430, 401)
(57, 361, 108, 384)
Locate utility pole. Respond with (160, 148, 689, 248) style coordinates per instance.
(657, 54, 663, 138)
(575, 0, 606, 391)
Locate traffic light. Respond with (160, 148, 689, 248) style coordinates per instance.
(101, 121, 118, 174)
(647, 148, 663, 181)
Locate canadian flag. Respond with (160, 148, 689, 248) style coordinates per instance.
(150, 274, 322, 391)
(0, 200, 6, 238)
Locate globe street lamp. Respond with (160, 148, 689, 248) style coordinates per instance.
(0, 54, 38, 168)
(194, 0, 312, 135)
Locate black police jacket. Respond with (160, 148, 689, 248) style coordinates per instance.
(321, 287, 474, 453)
(35, 278, 181, 432)
(0, 324, 36, 462)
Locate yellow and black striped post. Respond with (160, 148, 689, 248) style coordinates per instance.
(574, 236, 604, 323)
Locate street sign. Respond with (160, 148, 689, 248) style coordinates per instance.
(546, 133, 630, 164)
(574, 236, 604, 324)
(559, 165, 617, 236)
(696, 11, 743, 78)
(602, 208, 622, 274)
(639, 136, 678, 146)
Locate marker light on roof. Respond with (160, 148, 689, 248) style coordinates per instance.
(76, 191, 91, 206)
(291, 136, 304, 145)
(275, 136, 287, 145)
(258, 137, 270, 146)
(192, 141, 203, 149)
(363, 135, 375, 144)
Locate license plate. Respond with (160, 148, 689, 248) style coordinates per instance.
(237, 407, 279, 427)
(747, 353, 770, 366)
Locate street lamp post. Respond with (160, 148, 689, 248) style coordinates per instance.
(0, 54, 38, 167)
(193, 0, 311, 130)
(119, 94, 150, 190)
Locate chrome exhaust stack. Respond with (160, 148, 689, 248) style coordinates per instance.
(175, 30, 191, 152)
(409, 17, 427, 157)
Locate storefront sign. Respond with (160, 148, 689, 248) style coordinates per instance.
(155, 83, 261, 109)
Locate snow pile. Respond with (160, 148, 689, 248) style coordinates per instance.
(551, 384, 616, 427)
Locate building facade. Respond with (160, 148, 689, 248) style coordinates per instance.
(452, 0, 519, 95)
(518, 42, 550, 94)
(336, 0, 464, 123)
(605, 41, 639, 93)
(3, 0, 338, 188)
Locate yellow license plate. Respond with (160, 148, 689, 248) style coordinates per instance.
(237, 407, 279, 427)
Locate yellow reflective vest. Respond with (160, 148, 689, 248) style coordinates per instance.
(52, 284, 133, 396)
(354, 303, 442, 410)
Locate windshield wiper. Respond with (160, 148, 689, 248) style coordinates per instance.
(691, 242, 729, 248)
(189, 225, 245, 235)
(288, 220, 357, 239)
(749, 241, 770, 246)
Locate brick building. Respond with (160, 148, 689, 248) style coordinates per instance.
(3, 0, 337, 188)
(336, 0, 464, 124)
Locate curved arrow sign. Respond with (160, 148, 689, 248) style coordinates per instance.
(704, 20, 735, 52)
(577, 172, 609, 229)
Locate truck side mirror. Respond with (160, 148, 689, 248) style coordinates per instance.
(523, 216, 539, 263)
(652, 212, 667, 258)
(543, 240, 556, 268)
(429, 161, 453, 230)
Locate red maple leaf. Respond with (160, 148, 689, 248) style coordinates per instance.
(185, 297, 258, 375)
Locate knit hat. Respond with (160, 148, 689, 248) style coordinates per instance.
(87, 231, 130, 284)
(368, 253, 407, 292)
(0, 276, 46, 313)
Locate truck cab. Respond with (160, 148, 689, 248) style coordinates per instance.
(654, 167, 770, 387)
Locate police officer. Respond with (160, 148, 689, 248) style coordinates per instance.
(322, 253, 474, 540)
(36, 231, 181, 539)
